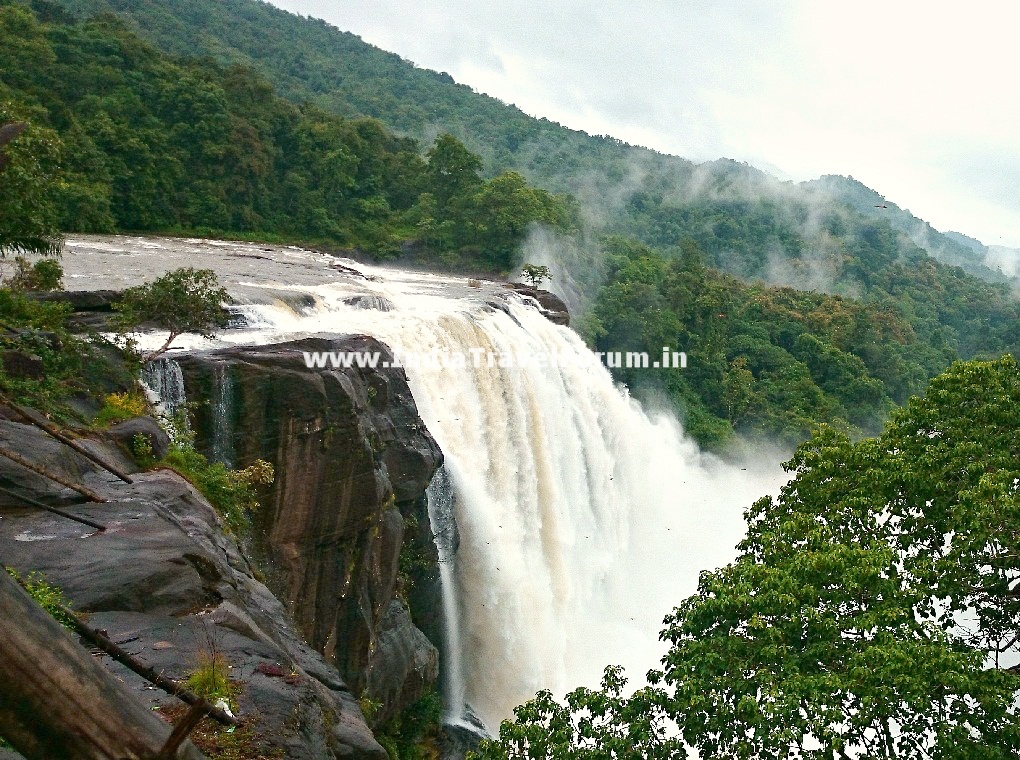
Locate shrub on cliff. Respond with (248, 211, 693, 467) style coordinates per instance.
(0, 287, 133, 419)
(162, 443, 273, 534)
(113, 268, 230, 363)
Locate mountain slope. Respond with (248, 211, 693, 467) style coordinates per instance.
(54, 0, 655, 185)
(50, 0, 1015, 292)
(802, 175, 1008, 283)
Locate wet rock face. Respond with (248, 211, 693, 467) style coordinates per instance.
(0, 419, 386, 760)
(106, 416, 171, 460)
(367, 601, 440, 721)
(176, 336, 444, 722)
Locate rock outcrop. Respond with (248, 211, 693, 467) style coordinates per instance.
(30, 289, 121, 331)
(175, 335, 444, 726)
(504, 283, 570, 326)
(0, 418, 386, 759)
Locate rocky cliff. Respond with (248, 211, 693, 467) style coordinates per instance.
(175, 335, 445, 727)
(0, 417, 387, 759)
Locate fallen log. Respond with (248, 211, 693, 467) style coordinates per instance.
(0, 445, 105, 502)
(66, 609, 238, 727)
(2, 399, 134, 484)
(0, 569, 206, 759)
(0, 484, 106, 531)
(5, 570, 235, 727)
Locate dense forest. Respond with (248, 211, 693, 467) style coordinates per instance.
(5, 0, 1020, 448)
(585, 230, 1020, 445)
(0, 0, 572, 272)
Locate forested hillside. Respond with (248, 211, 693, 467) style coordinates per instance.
(582, 236, 1020, 445)
(6, 0, 1020, 449)
(0, 0, 571, 271)
(48, 0, 1016, 288)
(52, 0, 650, 181)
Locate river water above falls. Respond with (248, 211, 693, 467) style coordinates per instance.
(62, 234, 787, 731)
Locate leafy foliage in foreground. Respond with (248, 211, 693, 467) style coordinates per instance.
(476, 357, 1020, 758)
(473, 666, 681, 760)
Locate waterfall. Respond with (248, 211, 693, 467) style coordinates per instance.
(226, 286, 783, 731)
(140, 357, 187, 438)
(209, 362, 234, 467)
(426, 467, 468, 724)
(69, 237, 784, 733)
(370, 305, 778, 729)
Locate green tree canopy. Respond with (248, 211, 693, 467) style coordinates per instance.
(0, 103, 63, 257)
(426, 133, 483, 211)
(520, 263, 552, 288)
(474, 666, 681, 760)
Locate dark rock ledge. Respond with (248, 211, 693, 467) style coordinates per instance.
(503, 283, 570, 326)
(0, 417, 387, 759)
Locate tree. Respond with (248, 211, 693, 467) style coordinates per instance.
(473, 171, 562, 271)
(0, 114, 63, 257)
(113, 268, 230, 362)
(471, 666, 682, 760)
(477, 356, 1020, 758)
(720, 355, 757, 422)
(520, 264, 551, 288)
(6, 256, 63, 291)
(425, 133, 482, 211)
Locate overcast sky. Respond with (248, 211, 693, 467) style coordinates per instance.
(268, 0, 1020, 247)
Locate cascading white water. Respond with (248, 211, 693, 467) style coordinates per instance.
(212, 284, 784, 730)
(140, 357, 186, 421)
(66, 236, 786, 732)
(426, 467, 468, 723)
